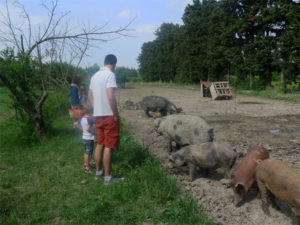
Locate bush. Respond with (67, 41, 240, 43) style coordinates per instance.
(43, 87, 70, 129)
(127, 76, 143, 83)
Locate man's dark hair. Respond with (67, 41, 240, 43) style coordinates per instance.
(104, 54, 117, 65)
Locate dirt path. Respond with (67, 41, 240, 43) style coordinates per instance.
(117, 84, 300, 225)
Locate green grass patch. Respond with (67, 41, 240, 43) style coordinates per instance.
(0, 87, 14, 122)
(235, 89, 300, 102)
(0, 116, 214, 225)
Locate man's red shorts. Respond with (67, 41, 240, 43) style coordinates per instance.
(94, 116, 120, 149)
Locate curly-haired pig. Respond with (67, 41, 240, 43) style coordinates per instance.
(167, 142, 237, 181)
(154, 114, 214, 151)
(256, 158, 300, 224)
(139, 96, 182, 117)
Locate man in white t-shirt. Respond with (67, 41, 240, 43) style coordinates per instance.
(88, 54, 123, 185)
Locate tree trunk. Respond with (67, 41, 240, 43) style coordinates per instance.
(249, 72, 253, 89)
(227, 64, 230, 83)
(281, 69, 286, 91)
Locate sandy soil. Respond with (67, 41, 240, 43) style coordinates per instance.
(117, 84, 300, 225)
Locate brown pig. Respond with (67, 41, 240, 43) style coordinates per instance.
(230, 146, 269, 202)
(256, 158, 300, 224)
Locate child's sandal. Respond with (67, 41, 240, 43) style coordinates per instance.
(83, 165, 93, 173)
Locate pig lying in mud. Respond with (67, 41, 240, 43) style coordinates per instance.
(256, 158, 300, 225)
(166, 142, 237, 181)
(139, 96, 182, 117)
(154, 114, 214, 151)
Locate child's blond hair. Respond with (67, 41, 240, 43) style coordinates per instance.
(82, 104, 93, 115)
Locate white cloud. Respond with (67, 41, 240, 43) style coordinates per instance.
(117, 9, 134, 19)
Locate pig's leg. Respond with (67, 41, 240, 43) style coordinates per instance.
(188, 163, 196, 181)
(167, 140, 172, 152)
(144, 109, 151, 117)
(291, 208, 300, 225)
(269, 193, 279, 210)
(224, 168, 232, 179)
(257, 178, 270, 215)
(292, 214, 300, 225)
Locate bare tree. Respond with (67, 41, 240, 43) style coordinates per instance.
(0, 0, 133, 136)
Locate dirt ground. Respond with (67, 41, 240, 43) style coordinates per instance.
(117, 84, 300, 225)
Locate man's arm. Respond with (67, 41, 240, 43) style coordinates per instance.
(88, 89, 93, 107)
(107, 87, 119, 122)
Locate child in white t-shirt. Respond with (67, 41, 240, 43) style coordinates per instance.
(74, 104, 95, 173)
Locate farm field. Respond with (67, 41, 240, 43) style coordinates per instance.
(118, 84, 300, 225)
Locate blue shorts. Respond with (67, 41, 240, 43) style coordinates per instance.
(83, 139, 94, 155)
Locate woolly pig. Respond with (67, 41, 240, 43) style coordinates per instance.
(154, 114, 214, 151)
(139, 96, 182, 117)
(167, 142, 237, 181)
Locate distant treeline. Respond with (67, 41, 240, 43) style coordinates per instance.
(138, 0, 300, 89)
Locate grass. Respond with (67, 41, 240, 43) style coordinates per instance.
(0, 87, 13, 121)
(0, 115, 214, 225)
(234, 89, 300, 102)
(127, 81, 202, 91)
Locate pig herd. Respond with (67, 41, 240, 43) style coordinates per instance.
(136, 95, 300, 224)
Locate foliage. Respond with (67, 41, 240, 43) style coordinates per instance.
(83, 64, 100, 83)
(0, 116, 215, 225)
(115, 67, 139, 88)
(138, 0, 300, 90)
(43, 62, 85, 87)
(235, 89, 300, 102)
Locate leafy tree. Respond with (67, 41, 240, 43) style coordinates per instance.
(115, 67, 139, 88)
(137, 0, 300, 89)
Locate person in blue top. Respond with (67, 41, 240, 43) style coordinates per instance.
(70, 76, 81, 108)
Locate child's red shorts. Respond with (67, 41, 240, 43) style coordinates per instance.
(94, 116, 120, 149)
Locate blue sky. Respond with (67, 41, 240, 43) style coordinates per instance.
(0, 0, 193, 69)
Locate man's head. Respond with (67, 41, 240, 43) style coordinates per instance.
(104, 54, 117, 71)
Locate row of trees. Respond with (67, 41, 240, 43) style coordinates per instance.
(138, 0, 300, 89)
